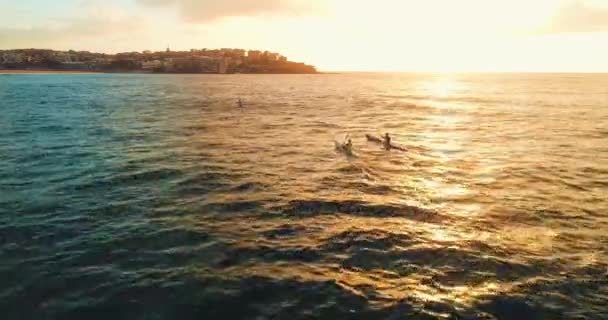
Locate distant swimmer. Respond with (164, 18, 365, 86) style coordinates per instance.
(383, 133, 391, 150)
(237, 98, 244, 108)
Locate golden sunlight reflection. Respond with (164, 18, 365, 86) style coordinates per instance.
(193, 199, 508, 308)
(227, 260, 514, 310)
(408, 76, 489, 220)
(119, 72, 608, 318)
(424, 77, 464, 98)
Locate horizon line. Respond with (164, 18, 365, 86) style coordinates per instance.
(319, 70, 608, 74)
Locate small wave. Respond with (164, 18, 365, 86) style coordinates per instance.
(75, 167, 184, 191)
(272, 200, 440, 222)
(174, 171, 235, 196)
(216, 246, 322, 267)
(322, 229, 415, 252)
(342, 246, 539, 279)
(260, 224, 306, 239)
(336, 164, 365, 174)
(487, 208, 590, 227)
(350, 182, 395, 195)
(226, 182, 266, 193)
(203, 200, 262, 213)
(475, 295, 562, 320)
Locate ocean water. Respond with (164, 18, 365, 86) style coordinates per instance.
(1, 73, 607, 319)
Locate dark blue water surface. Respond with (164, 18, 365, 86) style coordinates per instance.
(1, 73, 607, 319)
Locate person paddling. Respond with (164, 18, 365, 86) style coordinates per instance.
(344, 138, 353, 152)
(383, 133, 391, 150)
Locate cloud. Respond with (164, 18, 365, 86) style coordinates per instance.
(0, 5, 148, 51)
(137, 0, 323, 22)
(546, 1, 608, 33)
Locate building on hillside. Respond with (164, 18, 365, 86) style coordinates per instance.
(247, 50, 262, 62)
(53, 52, 73, 63)
(167, 56, 218, 73)
(142, 60, 163, 70)
(232, 49, 246, 58)
(218, 57, 229, 74)
(62, 61, 88, 70)
(1, 52, 25, 64)
(198, 56, 219, 72)
(264, 52, 279, 61)
(163, 59, 174, 72)
(233, 57, 244, 66)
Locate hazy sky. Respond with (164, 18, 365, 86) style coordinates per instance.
(1, 0, 608, 71)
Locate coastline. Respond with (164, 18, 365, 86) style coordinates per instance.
(2, 49, 318, 74)
(0, 69, 321, 75)
(0, 69, 102, 75)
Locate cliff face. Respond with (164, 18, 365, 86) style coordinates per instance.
(0, 49, 318, 74)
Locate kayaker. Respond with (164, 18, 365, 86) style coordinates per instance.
(345, 138, 353, 151)
(383, 133, 391, 150)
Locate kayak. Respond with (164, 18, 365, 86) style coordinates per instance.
(335, 141, 354, 156)
(365, 134, 383, 143)
(365, 134, 407, 152)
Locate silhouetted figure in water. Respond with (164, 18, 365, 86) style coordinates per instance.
(237, 98, 244, 108)
(383, 133, 391, 150)
(344, 138, 353, 152)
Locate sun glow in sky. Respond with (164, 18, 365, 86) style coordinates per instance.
(1, 0, 608, 72)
